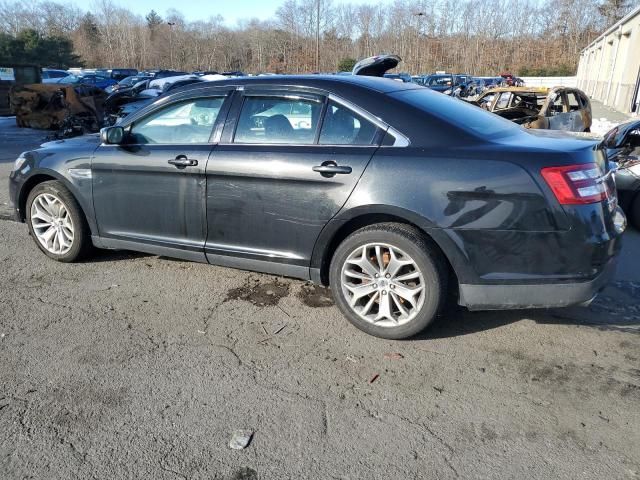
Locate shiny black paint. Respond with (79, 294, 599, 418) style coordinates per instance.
(92, 143, 211, 254)
(205, 144, 377, 266)
(8, 75, 625, 310)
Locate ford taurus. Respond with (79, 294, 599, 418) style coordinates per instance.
(8, 75, 627, 339)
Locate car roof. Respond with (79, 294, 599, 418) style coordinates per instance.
(174, 74, 422, 94)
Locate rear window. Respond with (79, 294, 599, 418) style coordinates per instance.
(390, 89, 520, 138)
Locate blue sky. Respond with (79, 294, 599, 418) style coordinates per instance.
(104, 0, 385, 26)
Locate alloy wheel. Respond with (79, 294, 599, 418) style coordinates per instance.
(30, 193, 75, 255)
(340, 243, 425, 327)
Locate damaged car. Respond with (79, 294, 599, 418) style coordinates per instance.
(473, 86, 592, 132)
(8, 57, 628, 339)
(9, 83, 107, 136)
(605, 120, 640, 229)
(104, 73, 228, 125)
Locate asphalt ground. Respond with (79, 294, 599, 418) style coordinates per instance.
(0, 115, 639, 479)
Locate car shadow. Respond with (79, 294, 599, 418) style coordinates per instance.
(416, 280, 640, 340)
(83, 248, 151, 263)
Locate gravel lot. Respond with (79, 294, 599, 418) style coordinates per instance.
(0, 116, 639, 479)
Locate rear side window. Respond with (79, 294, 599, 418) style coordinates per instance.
(390, 89, 519, 138)
(130, 97, 224, 144)
(234, 96, 322, 144)
(319, 101, 377, 145)
(495, 92, 512, 110)
(567, 92, 582, 111)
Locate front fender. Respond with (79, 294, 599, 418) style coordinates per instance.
(12, 148, 98, 235)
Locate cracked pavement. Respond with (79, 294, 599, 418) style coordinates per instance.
(0, 117, 639, 479)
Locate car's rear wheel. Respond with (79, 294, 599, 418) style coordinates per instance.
(26, 180, 90, 262)
(329, 223, 447, 339)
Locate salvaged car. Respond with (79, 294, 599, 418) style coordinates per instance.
(0, 65, 41, 116)
(8, 73, 627, 339)
(103, 74, 227, 125)
(9, 83, 107, 135)
(474, 86, 592, 132)
(104, 75, 153, 94)
(605, 120, 640, 229)
(47, 74, 117, 90)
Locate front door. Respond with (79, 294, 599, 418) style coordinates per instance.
(204, 91, 382, 275)
(92, 95, 228, 258)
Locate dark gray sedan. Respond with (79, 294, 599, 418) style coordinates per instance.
(8, 75, 628, 338)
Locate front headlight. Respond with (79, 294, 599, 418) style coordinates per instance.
(13, 153, 27, 171)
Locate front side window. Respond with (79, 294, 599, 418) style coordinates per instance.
(319, 101, 377, 145)
(130, 97, 224, 144)
(549, 92, 566, 115)
(234, 96, 322, 144)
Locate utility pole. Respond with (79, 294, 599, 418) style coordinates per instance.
(167, 21, 176, 70)
(315, 0, 320, 72)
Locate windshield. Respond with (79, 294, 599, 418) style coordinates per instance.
(58, 75, 80, 84)
(391, 89, 520, 138)
(119, 76, 137, 85)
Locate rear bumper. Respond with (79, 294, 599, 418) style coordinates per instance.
(459, 257, 617, 310)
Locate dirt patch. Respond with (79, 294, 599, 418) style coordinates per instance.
(225, 278, 290, 307)
(229, 467, 258, 480)
(298, 283, 334, 308)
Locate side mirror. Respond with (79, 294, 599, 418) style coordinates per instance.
(100, 126, 124, 145)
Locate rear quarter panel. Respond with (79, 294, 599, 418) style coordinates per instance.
(317, 140, 618, 285)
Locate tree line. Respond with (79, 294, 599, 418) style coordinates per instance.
(0, 0, 634, 76)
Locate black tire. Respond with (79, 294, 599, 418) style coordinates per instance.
(630, 194, 640, 231)
(25, 180, 91, 262)
(329, 223, 448, 339)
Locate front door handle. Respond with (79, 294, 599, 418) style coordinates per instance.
(168, 156, 198, 168)
(312, 161, 352, 178)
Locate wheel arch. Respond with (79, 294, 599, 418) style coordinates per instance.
(311, 205, 472, 292)
(18, 170, 95, 235)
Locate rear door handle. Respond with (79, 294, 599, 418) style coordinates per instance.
(312, 162, 352, 177)
(168, 156, 198, 168)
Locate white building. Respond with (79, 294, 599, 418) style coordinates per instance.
(576, 5, 640, 116)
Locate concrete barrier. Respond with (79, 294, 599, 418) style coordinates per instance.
(520, 76, 577, 88)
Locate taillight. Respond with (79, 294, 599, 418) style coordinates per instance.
(541, 163, 611, 205)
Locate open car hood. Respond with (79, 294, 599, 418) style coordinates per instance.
(352, 55, 401, 77)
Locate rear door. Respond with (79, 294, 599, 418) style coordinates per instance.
(204, 89, 382, 273)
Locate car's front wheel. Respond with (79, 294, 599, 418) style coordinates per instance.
(329, 223, 447, 339)
(26, 180, 90, 262)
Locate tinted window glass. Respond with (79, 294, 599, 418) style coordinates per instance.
(234, 96, 322, 144)
(319, 101, 377, 145)
(130, 97, 224, 144)
(391, 89, 519, 137)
